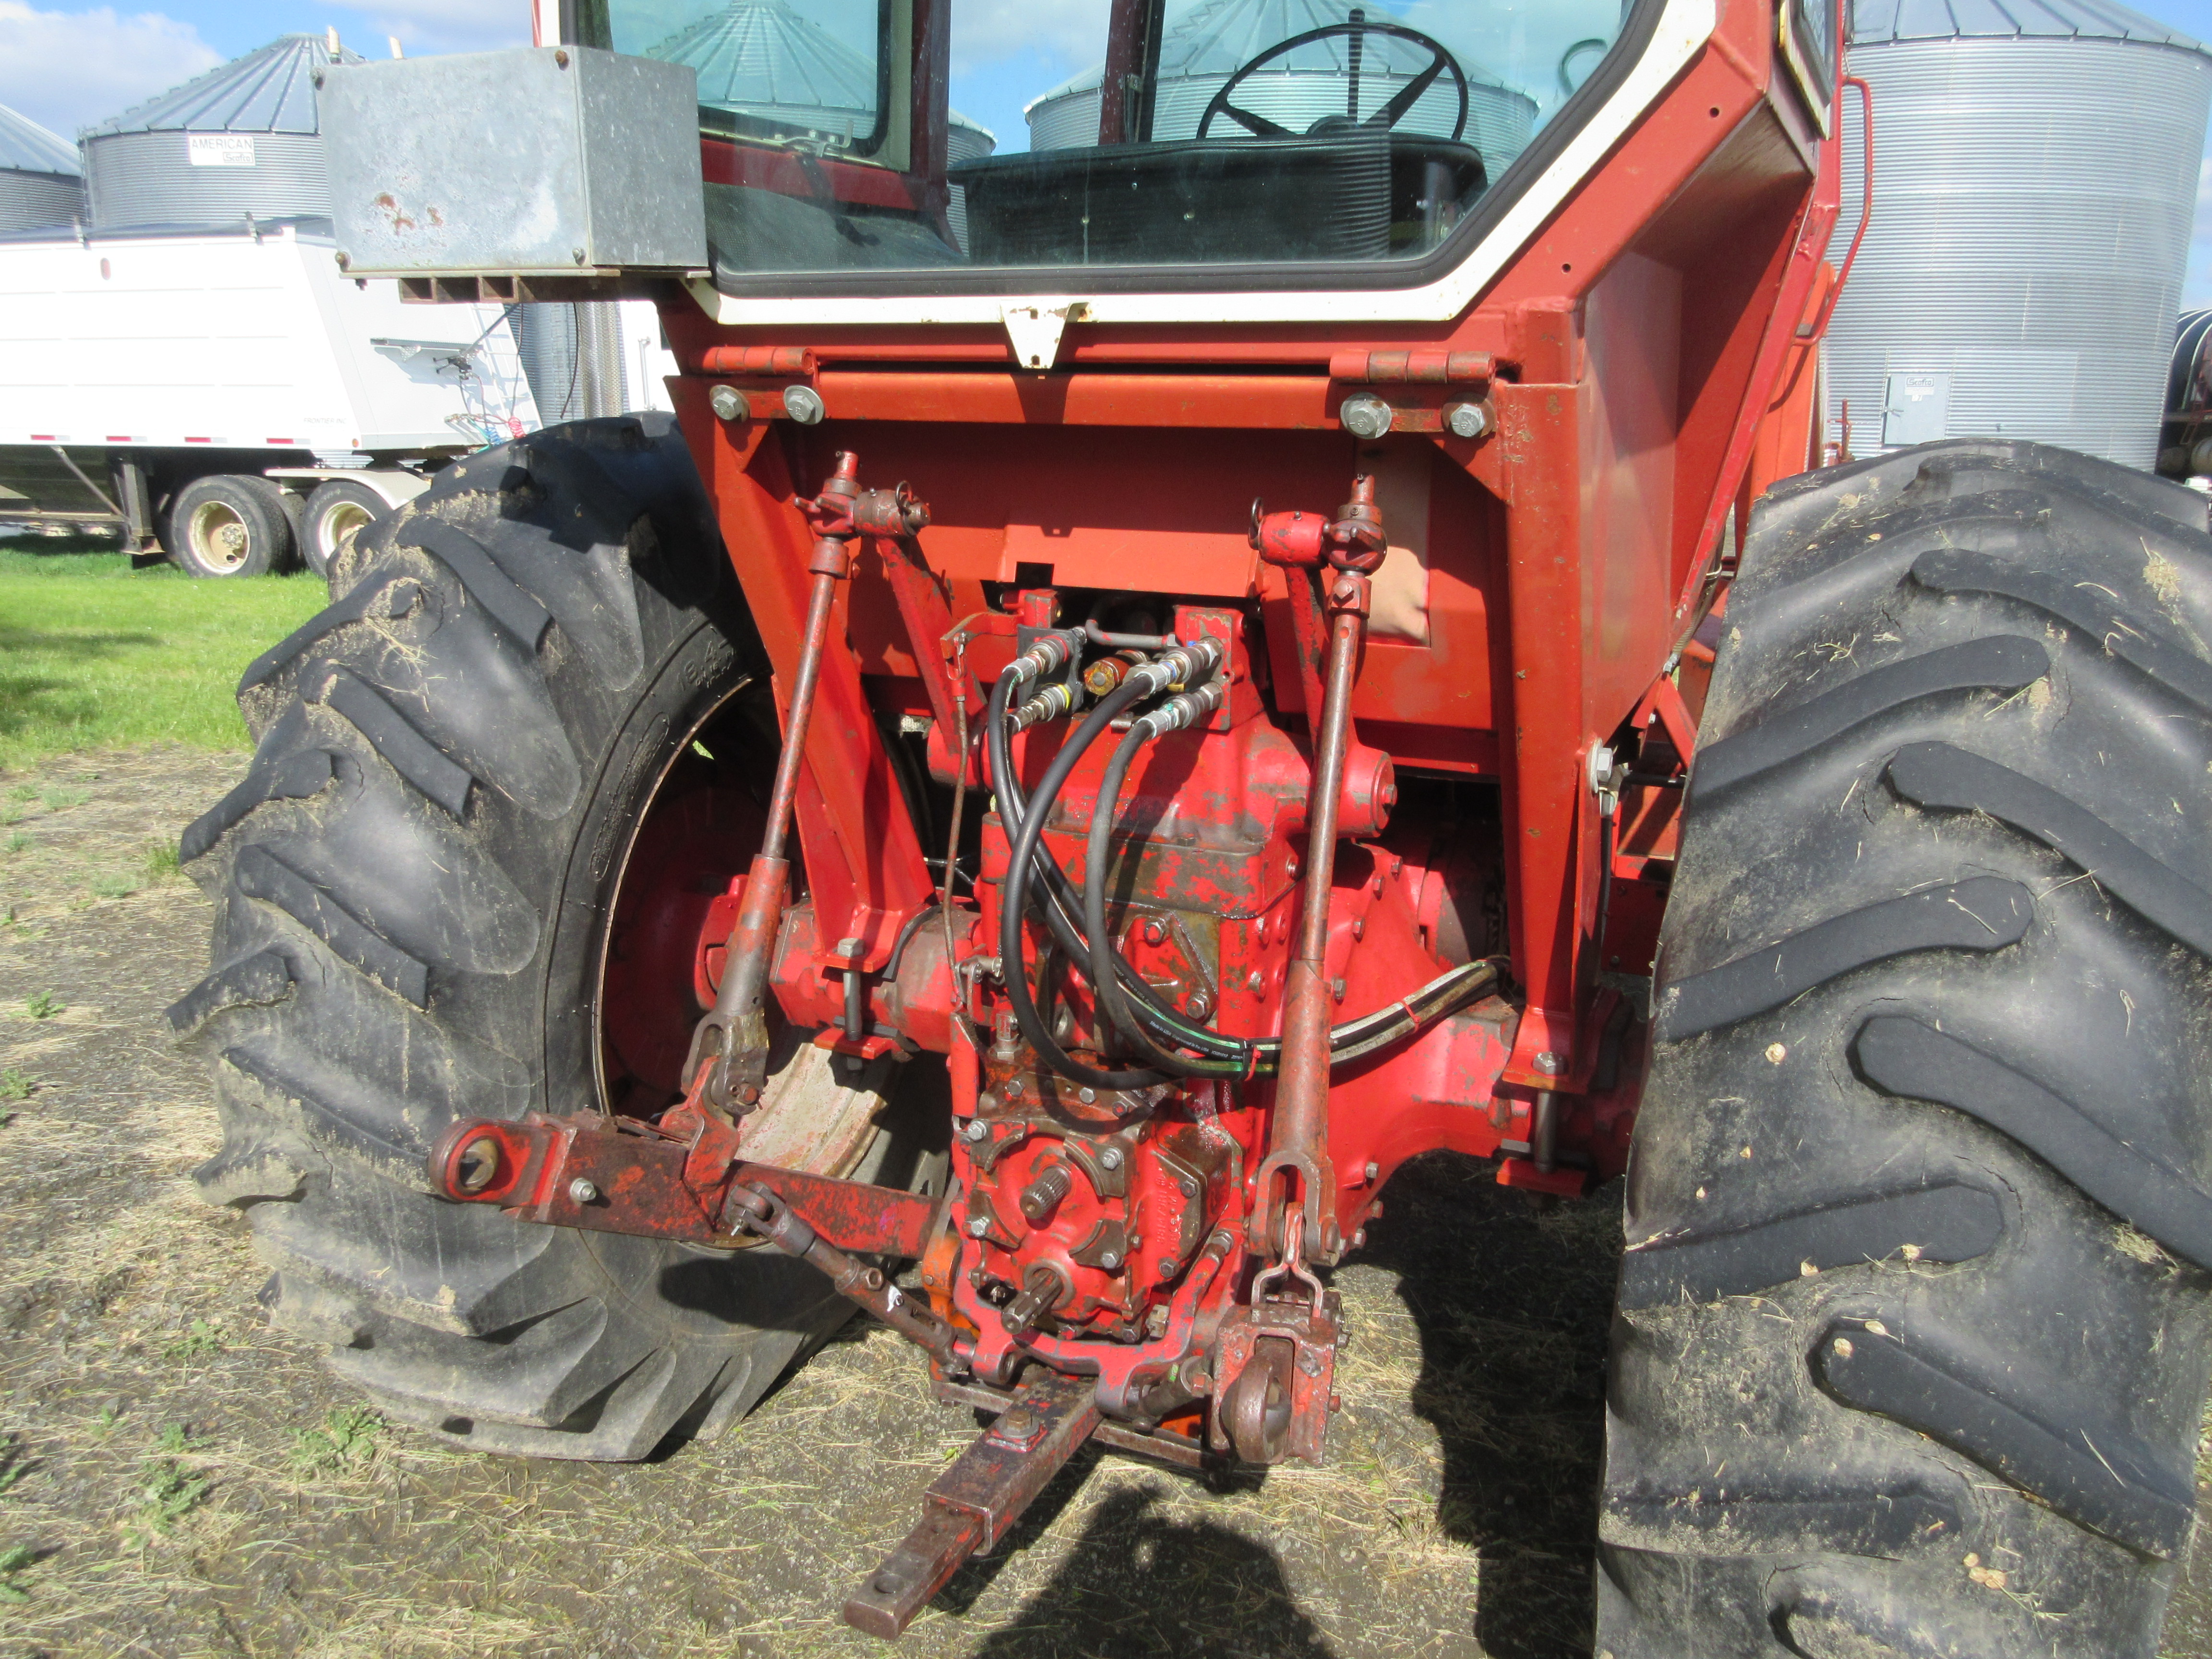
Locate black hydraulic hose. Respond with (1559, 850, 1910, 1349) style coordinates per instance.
(989, 669, 1250, 1060)
(987, 663, 1507, 1080)
(998, 673, 1177, 1091)
(1085, 723, 1247, 1079)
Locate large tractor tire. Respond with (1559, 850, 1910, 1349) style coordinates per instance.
(1601, 441, 2212, 1656)
(171, 414, 942, 1460)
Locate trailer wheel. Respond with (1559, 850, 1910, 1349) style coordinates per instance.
(301, 479, 387, 580)
(1600, 440, 2212, 1656)
(169, 414, 945, 1460)
(165, 473, 296, 578)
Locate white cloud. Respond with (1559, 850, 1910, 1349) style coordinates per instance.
(333, 0, 530, 58)
(0, 1, 221, 137)
(951, 0, 1106, 76)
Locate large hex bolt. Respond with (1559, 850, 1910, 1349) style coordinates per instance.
(1443, 400, 1491, 440)
(709, 384, 746, 422)
(1338, 394, 1393, 439)
(783, 384, 827, 424)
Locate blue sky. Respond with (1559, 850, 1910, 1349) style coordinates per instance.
(7, 0, 2212, 301)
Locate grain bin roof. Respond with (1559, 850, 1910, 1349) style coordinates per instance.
(1028, 0, 1513, 109)
(83, 34, 364, 138)
(1849, 0, 2211, 55)
(0, 103, 79, 176)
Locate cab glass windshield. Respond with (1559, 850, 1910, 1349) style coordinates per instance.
(573, 0, 1647, 292)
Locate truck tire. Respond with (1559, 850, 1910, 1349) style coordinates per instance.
(169, 414, 944, 1460)
(301, 478, 387, 581)
(165, 473, 296, 578)
(1600, 440, 2212, 1657)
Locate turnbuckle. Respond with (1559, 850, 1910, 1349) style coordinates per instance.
(723, 1181, 967, 1371)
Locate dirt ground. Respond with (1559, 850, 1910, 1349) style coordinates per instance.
(1, 748, 2209, 1659)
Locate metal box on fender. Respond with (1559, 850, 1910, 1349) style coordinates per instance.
(319, 46, 707, 283)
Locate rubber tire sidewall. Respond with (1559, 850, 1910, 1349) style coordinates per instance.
(167, 474, 293, 579)
(301, 479, 386, 582)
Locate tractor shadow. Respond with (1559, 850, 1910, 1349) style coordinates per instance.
(929, 1151, 1621, 1658)
(1365, 1152, 1625, 1659)
(950, 1472, 1336, 1658)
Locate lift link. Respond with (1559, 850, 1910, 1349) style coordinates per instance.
(684, 451, 930, 1114)
(1250, 474, 1385, 1262)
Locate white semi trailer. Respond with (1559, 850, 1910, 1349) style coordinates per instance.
(0, 216, 539, 577)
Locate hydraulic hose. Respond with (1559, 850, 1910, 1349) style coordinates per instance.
(1084, 722, 1247, 1079)
(997, 672, 1177, 1092)
(989, 666, 1250, 1061)
(987, 656, 1509, 1086)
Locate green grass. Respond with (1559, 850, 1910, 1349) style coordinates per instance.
(0, 542, 326, 769)
(162, 1318, 222, 1360)
(290, 1406, 384, 1476)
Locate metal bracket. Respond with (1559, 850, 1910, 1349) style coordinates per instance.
(999, 301, 1086, 372)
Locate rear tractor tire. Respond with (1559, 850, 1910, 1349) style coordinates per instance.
(1601, 440, 2212, 1657)
(171, 414, 942, 1460)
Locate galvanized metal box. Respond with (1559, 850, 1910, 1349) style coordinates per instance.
(321, 46, 706, 280)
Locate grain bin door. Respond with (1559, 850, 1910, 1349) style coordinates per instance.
(1883, 371, 1951, 445)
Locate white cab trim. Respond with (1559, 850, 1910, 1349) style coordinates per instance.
(686, 0, 1715, 334)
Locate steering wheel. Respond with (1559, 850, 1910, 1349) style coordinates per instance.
(1196, 16, 1469, 143)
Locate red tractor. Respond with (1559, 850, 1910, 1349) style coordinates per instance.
(170, 0, 2212, 1651)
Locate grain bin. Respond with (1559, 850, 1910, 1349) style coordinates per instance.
(1024, 0, 1535, 165)
(0, 104, 83, 232)
(1822, 0, 2212, 468)
(83, 34, 363, 231)
(617, 0, 994, 243)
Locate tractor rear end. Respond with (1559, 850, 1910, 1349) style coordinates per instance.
(170, 0, 2212, 1652)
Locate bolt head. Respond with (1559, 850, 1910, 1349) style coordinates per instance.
(1535, 1050, 1564, 1075)
(1077, 1086, 1096, 1105)
(1339, 394, 1393, 439)
(968, 1214, 991, 1237)
(1158, 1257, 1178, 1275)
(1099, 1146, 1123, 1170)
(1189, 992, 1211, 1020)
(1100, 1251, 1121, 1270)
(571, 246, 588, 265)
(709, 384, 745, 422)
(567, 1177, 599, 1205)
(1364, 1160, 1380, 1181)
(782, 384, 826, 425)
(1443, 400, 1491, 440)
